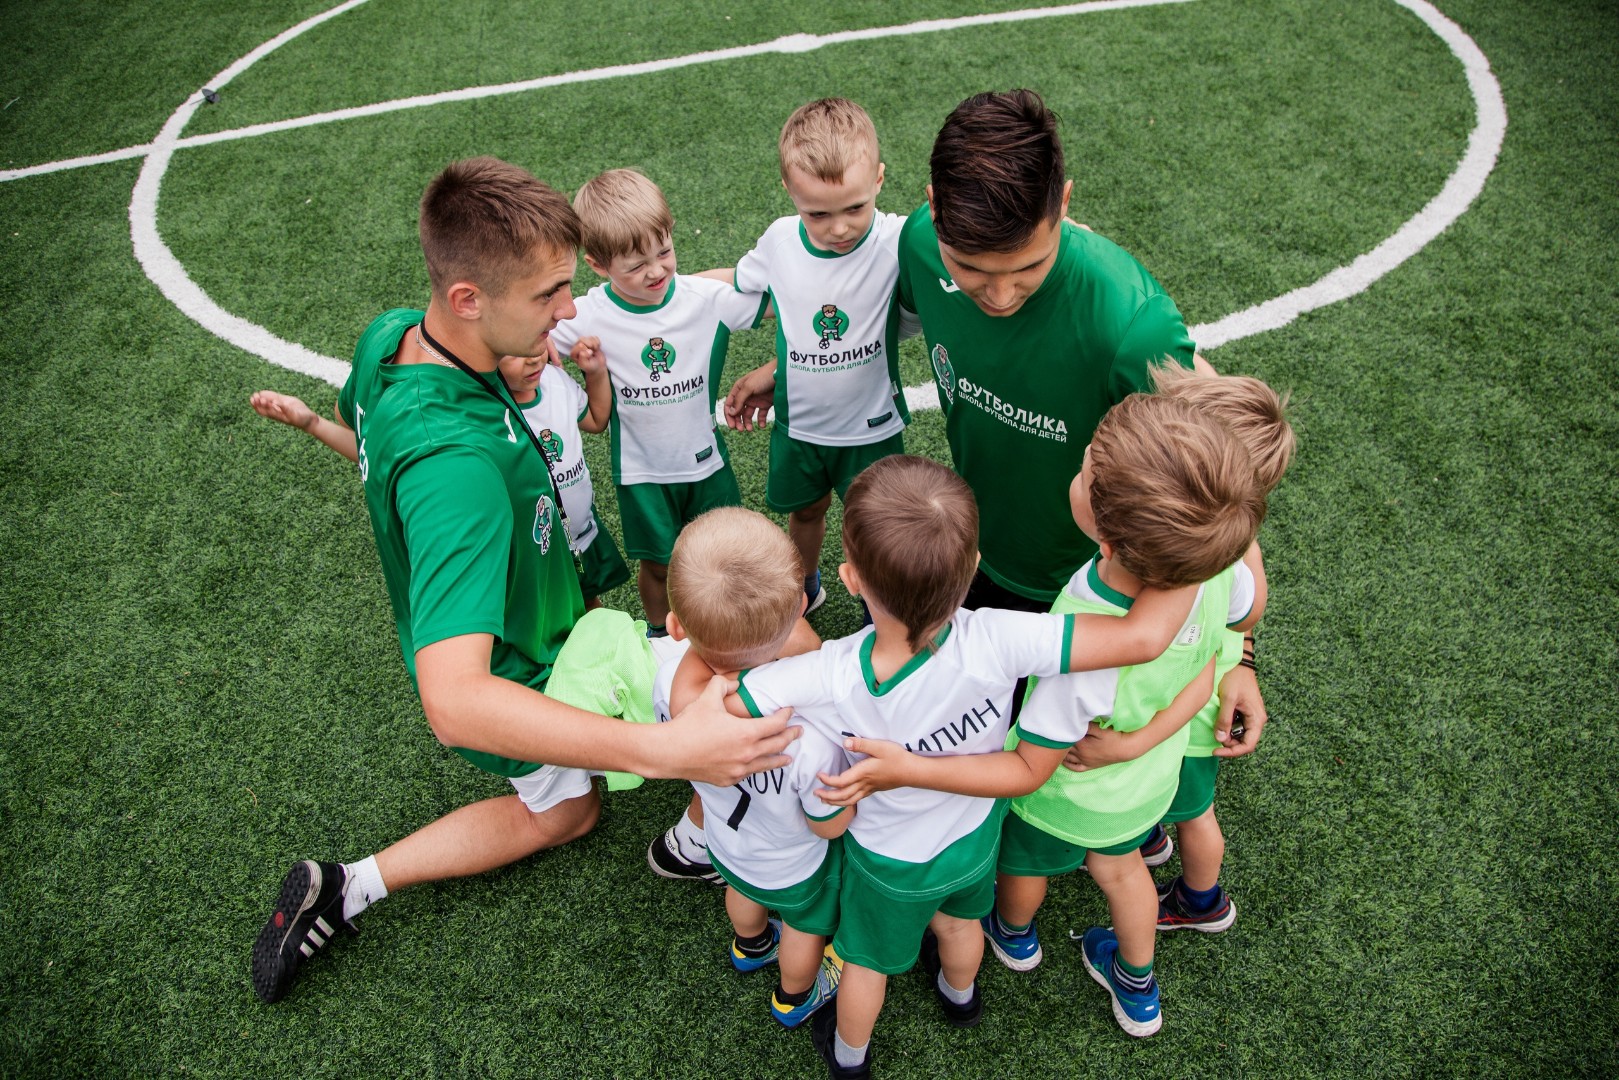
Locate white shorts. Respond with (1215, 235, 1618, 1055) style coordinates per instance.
(509, 765, 599, 815)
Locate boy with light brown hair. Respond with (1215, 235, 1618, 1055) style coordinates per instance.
(655, 508, 846, 1028)
(548, 169, 768, 638)
(722, 98, 914, 617)
(730, 453, 1204, 1077)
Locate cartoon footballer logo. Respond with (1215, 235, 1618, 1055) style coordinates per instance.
(532, 494, 556, 553)
(813, 303, 849, 350)
(931, 343, 955, 405)
(641, 336, 676, 382)
(537, 427, 564, 465)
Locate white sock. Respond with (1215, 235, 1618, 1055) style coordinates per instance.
(834, 1031, 869, 1069)
(342, 856, 388, 921)
(936, 969, 975, 1005)
(672, 808, 707, 860)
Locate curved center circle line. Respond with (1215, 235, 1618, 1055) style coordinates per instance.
(125, 0, 1501, 402)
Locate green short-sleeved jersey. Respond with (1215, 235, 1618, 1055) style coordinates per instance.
(338, 307, 421, 434)
(357, 336, 585, 777)
(896, 206, 1196, 601)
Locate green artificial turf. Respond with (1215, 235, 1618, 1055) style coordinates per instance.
(2, 0, 1617, 1076)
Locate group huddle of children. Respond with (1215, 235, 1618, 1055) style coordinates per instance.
(252, 97, 1294, 1077)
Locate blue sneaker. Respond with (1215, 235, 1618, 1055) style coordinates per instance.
(771, 952, 842, 1028)
(980, 911, 1043, 971)
(730, 918, 781, 972)
(1139, 823, 1174, 868)
(1079, 927, 1162, 1037)
(805, 571, 827, 615)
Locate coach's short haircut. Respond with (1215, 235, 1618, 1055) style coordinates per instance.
(779, 98, 881, 183)
(668, 508, 804, 672)
(929, 89, 1066, 254)
(572, 168, 675, 267)
(418, 157, 581, 298)
(1150, 361, 1296, 498)
(1089, 394, 1264, 590)
(843, 456, 979, 652)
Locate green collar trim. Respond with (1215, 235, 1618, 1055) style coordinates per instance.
(1086, 558, 1135, 610)
(860, 623, 951, 696)
(605, 276, 677, 314)
(798, 217, 874, 260)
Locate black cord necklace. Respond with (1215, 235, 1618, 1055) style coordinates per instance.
(416, 322, 581, 568)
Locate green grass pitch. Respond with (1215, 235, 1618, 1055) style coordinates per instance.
(1, 0, 1616, 1076)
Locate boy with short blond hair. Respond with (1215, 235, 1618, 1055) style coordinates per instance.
(657, 507, 848, 1028)
(1135, 362, 1294, 932)
(733, 454, 1202, 1078)
(722, 98, 912, 614)
(549, 168, 768, 636)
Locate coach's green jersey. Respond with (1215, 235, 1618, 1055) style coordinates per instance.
(896, 206, 1196, 602)
(359, 354, 585, 777)
(338, 307, 420, 438)
(1010, 559, 1241, 848)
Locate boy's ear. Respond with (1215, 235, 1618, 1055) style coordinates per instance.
(1097, 540, 1114, 562)
(837, 561, 860, 598)
(875, 161, 886, 191)
(665, 612, 688, 642)
(445, 281, 483, 320)
(583, 253, 609, 279)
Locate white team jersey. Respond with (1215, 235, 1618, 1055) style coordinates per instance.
(653, 657, 846, 891)
(735, 212, 908, 445)
(1018, 559, 1257, 746)
(737, 608, 1071, 865)
(550, 276, 766, 485)
(516, 365, 599, 554)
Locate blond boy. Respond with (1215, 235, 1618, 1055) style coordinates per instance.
(548, 169, 768, 633)
(723, 99, 913, 613)
(656, 508, 848, 1027)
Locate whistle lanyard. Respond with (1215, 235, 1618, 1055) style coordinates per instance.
(416, 323, 582, 570)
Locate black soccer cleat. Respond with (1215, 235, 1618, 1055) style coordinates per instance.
(812, 1000, 873, 1079)
(646, 826, 722, 884)
(251, 860, 353, 1003)
(919, 928, 983, 1027)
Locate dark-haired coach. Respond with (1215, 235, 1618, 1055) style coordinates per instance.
(898, 88, 1197, 611)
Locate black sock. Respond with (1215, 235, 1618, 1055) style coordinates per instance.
(775, 982, 812, 1006)
(734, 926, 776, 958)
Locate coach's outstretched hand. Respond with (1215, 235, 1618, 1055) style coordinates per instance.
(653, 675, 800, 785)
(723, 361, 776, 431)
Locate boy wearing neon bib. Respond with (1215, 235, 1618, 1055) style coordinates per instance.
(498, 351, 631, 606)
(654, 508, 845, 1027)
(722, 99, 913, 612)
(549, 169, 767, 635)
(734, 456, 1202, 1079)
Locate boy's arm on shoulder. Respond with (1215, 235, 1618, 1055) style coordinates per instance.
(1067, 583, 1197, 672)
(695, 267, 736, 286)
(1066, 656, 1215, 770)
(816, 738, 1067, 804)
(249, 391, 359, 462)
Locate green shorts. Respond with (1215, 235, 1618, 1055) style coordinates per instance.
(616, 468, 741, 563)
(1161, 755, 1219, 824)
(576, 512, 631, 600)
(832, 863, 995, 975)
(712, 844, 842, 937)
(766, 427, 904, 514)
(997, 811, 1154, 877)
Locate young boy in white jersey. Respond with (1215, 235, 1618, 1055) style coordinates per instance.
(730, 455, 1202, 1079)
(721, 99, 912, 613)
(822, 396, 1265, 1043)
(654, 507, 847, 1027)
(548, 169, 768, 635)
(496, 351, 631, 607)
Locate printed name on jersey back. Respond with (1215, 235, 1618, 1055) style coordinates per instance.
(904, 696, 1004, 754)
(739, 765, 788, 797)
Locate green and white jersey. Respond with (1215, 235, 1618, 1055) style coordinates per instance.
(896, 206, 1196, 602)
(737, 608, 1075, 866)
(735, 212, 909, 445)
(359, 355, 585, 778)
(515, 365, 601, 555)
(1010, 557, 1251, 847)
(338, 308, 422, 476)
(652, 657, 846, 891)
(550, 275, 767, 485)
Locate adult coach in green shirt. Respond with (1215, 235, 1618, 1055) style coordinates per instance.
(896, 90, 1268, 752)
(249, 158, 797, 1005)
